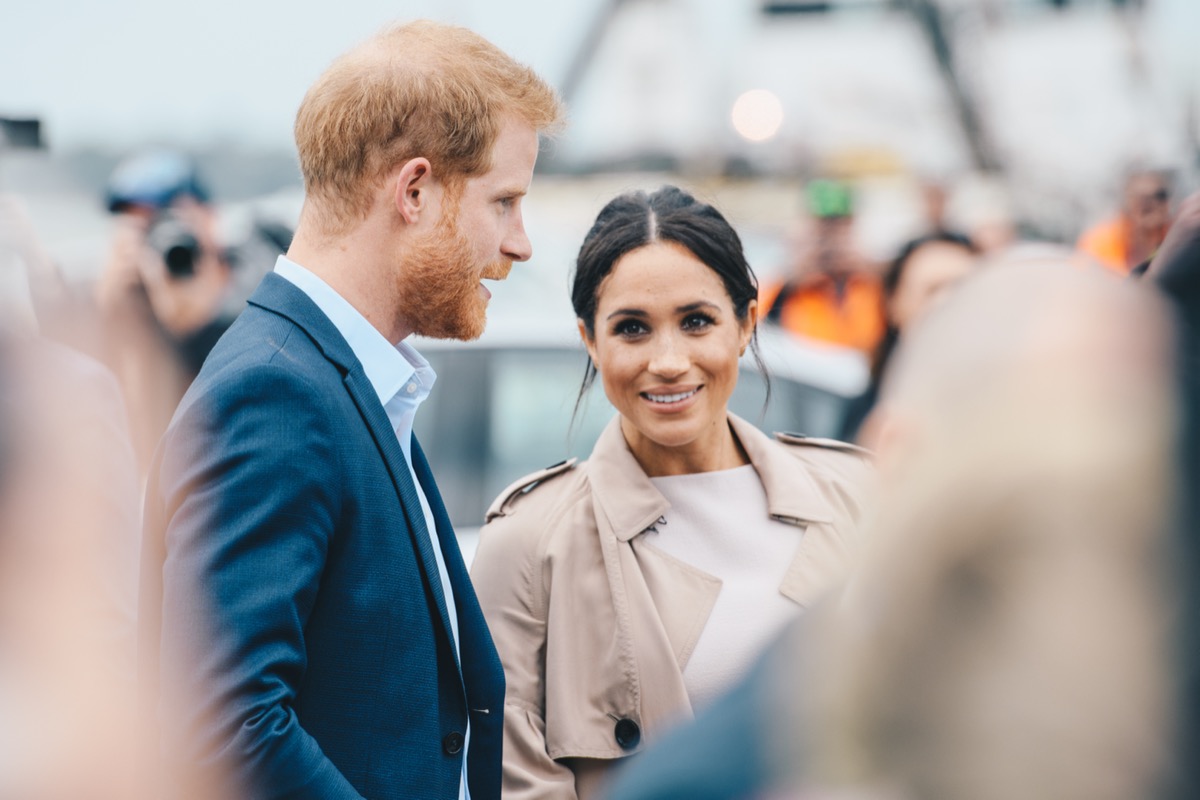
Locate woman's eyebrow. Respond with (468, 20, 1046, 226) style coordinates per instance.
(675, 301, 721, 314)
(606, 301, 721, 321)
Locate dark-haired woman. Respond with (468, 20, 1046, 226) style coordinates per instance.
(470, 186, 872, 800)
(839, 231, 978, 443)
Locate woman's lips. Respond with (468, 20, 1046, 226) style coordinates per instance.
(639, 385, 702, 411)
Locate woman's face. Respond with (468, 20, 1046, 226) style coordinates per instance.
(580, 241, 755, 462)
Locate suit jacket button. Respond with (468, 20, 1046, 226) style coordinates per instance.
(443, 731, 464, 755)
(613, 718, 640, 750)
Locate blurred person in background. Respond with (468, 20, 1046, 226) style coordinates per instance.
(917, 176, 954, 238)
(140, 20, 562, 800)
(470, 186, 872, 800)
(950, 177, 1018, 257)
(96, 149, 289, 474)
(759, 179, 886, 355)
(839, 231, 978, 443)
(0, 204, 140, 654)
(0, 195, 71, 336)
(1143, 188, 1200, 799)
(602, 258, 1179, 800)
(1077, 166, 1173, 275)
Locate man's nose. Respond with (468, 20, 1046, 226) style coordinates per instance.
(502, 219, 532, 263)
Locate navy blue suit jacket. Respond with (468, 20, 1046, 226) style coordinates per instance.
(141, 273, 505, 800)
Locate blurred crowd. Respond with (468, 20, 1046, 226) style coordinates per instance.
(0, 148, 289, 799)
(0, 88, 1198, 800)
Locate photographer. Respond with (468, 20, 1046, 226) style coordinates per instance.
(96, 150, 286, 475)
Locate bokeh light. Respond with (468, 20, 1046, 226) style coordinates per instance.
(731, 89, 784, 142)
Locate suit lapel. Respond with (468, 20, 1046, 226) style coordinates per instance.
(410, 436, 468, 597)
(412, 436, 506, 741)
(410, 438, 469, 675)
(341, 368, 460, 671)
(248, 275, 460, 663)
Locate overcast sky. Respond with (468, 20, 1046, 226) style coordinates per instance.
(0, 0, 596, 149)
(3, 0, 1198, 159)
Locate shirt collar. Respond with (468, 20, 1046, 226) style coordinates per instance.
(273, 255, 435, 406)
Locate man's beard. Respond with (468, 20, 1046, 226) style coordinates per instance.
(398, 213, 512, 341)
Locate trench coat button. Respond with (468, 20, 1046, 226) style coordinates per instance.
(613, 718, 641, 750)
(443, 731, 464, 755)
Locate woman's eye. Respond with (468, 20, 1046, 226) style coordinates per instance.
(613, 319, 648, 337)
(682, 313, 715, 331)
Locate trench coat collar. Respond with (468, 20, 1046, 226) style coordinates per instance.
(729, 413, 835, 525)
(588, 412, 835, 544)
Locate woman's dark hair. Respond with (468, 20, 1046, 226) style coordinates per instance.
(871, 231, 977, 382)
(570, 185, 768, 414)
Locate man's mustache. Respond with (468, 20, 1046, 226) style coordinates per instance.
(481, 260, 513, 281)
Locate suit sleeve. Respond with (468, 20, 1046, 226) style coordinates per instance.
(471, 513, 579, 800)
(149, 362, 363, 800)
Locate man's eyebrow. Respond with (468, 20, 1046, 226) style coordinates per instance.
(606, 308, 648, 321)
(495, 187, 528, 199)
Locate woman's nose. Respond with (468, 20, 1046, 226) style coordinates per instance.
(648, 335, 689, 378)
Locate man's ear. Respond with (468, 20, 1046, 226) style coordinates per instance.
(394, 157, 435, 225)
(577, 318, 599, 365)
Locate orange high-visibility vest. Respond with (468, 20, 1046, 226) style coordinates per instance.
(761, 275, 886, 353)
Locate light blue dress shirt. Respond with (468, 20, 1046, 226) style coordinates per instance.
(274, 255, 469, 799)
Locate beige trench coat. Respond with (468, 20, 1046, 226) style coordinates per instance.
(470, 413, 872, 800)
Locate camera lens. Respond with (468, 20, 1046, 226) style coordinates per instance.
(163, 243, 198, 278)
(146, 213, 201, 279)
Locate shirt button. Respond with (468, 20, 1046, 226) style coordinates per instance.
(405, 383, 417, 394)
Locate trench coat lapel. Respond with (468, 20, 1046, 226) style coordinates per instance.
(586, 417, 670, 542)
(730, 414, 857, 607)
(585, 416, 723, 727)
(586, 412, 852, 697)
(730, 414, 834, 524)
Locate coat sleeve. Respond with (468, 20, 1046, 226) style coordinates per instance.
(146, 362, 364, 800)
(471, 512, 580, 800)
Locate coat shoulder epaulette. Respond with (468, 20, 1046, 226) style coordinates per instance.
(773, 431, 873, 460)
(485, 458, 579, 523)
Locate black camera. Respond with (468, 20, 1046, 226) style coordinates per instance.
(146, 212, 202, 279)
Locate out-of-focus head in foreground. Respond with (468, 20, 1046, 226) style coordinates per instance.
(804, 260, 1180, 800)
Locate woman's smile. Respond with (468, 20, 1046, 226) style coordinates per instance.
(640, 385, 703, 410)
